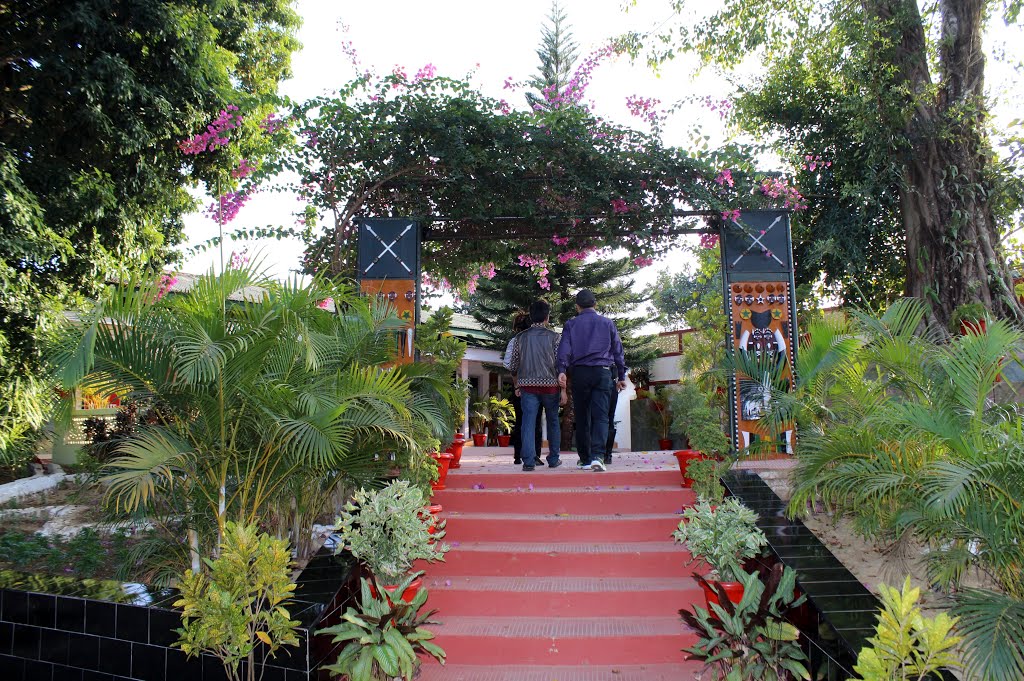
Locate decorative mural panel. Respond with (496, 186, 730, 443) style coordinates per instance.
(728, 280, 794, 451)
(720, 211, 798, 454)
(357, 219, 420, 365)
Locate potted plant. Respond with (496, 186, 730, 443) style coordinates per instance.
(489, 396, 515, 447)
(428, 450, 455, 490)
(680, 563, 810, 681)
(335, 481, 450, 602)
(670, 380, 730, 487)
(318, 572, 446, 680)
(469, 399, 490, 446)
(652, 385, 675, 450)
(445, 431, 466, 468)
(673, 498, 767, 606)
(687, 458, 728, 503)
(950, 302, 987, 335)
(629, 367, 651, 399)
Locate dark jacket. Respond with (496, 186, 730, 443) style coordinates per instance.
(556, 308, 627, 381)
(509, 325, 560, 387)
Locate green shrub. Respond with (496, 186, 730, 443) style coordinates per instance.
(174, 522, 299, 681)
(335, 480, 449, 584)
(680, 564, 810, 681)
(673, 498, 766, 582)
(688, 458, 728, 503)
(851, 577, 960, 681)
(318, 571, 445, 680)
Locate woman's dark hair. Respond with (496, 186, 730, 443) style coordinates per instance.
(512, 312, 531, 333)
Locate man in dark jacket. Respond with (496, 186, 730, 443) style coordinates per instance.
(557, 289, 627, 471)
(508, 299, 566, 471)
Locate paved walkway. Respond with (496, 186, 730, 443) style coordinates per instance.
(416, 446, 708, 680)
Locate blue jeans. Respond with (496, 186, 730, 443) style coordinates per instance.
(571, 366, 613, 464)
(521, 391, 561, 467)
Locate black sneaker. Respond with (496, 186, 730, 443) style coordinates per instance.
(547, 459, 563, 469)
(513, 459, 522, 465)
(536, 459, 546, 466)
(522, 465, 536, 471)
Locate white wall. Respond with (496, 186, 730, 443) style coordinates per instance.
(650, 355, 682, 383)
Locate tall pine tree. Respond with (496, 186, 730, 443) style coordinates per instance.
(525, 0, 579, 111)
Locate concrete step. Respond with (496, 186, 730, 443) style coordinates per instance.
(432, 487, 693, 515)
(423, 575, 702, 617)
(441, 513, 682, 543)
(444, 469, 686, 489)
(417, 541, 689, 578)
(416, 663, 704, 681)
(427, 615, 697, 665)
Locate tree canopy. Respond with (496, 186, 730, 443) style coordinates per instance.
(633, 0, 1024, 323)
(285, 66, 807, 293)
(0, 0, 302, 465)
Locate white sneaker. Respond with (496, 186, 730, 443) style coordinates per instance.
(590, 460, 606, 472)
(577, 461, 590, 469)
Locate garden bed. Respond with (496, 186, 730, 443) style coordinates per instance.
(0, 478, 160, 583)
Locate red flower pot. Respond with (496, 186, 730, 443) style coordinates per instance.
(446, 435, 465, 468)
(497, 434, 511, 447)
(658, 438, 673, 450)
(429, 451, 454, 490)
(700, 579, 745, 608)
(673, 450, 705, 488)
(959, 319, 987, 335)
(370, 576, 424, 604)
(472, 433, 487, 447)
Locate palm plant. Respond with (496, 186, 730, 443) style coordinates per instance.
(779, 298, 1024, 681)
(51, 267, 450, 571)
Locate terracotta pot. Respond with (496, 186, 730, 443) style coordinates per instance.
(700, 579, 745, 608)
(370, 576, 424, 604)
(497, 434, 511, 447)
(446, 436, 465, 468)
(429, 451, 454, 490)
(472, 433, 487, 447)
(673, 450, 705, 488)
(959, 318, 987, 335)
(658, 438, 673, 450)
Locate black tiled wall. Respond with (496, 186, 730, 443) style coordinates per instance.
(0, 547, 358, 681)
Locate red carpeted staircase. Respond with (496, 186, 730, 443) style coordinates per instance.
(415, 452, 706, 681)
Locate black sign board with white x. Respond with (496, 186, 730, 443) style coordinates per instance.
(720, 210, 792, 277)
(357, 219, 420, 280)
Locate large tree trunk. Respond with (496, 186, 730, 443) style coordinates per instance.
(870, 0, 1022, 326)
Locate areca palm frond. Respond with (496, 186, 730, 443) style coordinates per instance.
(103, 428, 194, 513)
(952, 589, 1024, 681)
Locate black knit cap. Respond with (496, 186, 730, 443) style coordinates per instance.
(575, 289, 597, 308)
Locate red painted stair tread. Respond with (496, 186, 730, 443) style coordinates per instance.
(419, 452, 705, 675)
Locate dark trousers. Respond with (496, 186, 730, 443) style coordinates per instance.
(511, 391, 541, 462)
(571, 366, 613, 465)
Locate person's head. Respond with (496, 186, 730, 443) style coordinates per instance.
(529, 299, 551, 324)
(512, 311, 531, 333)
(575, 289, 597, 311)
